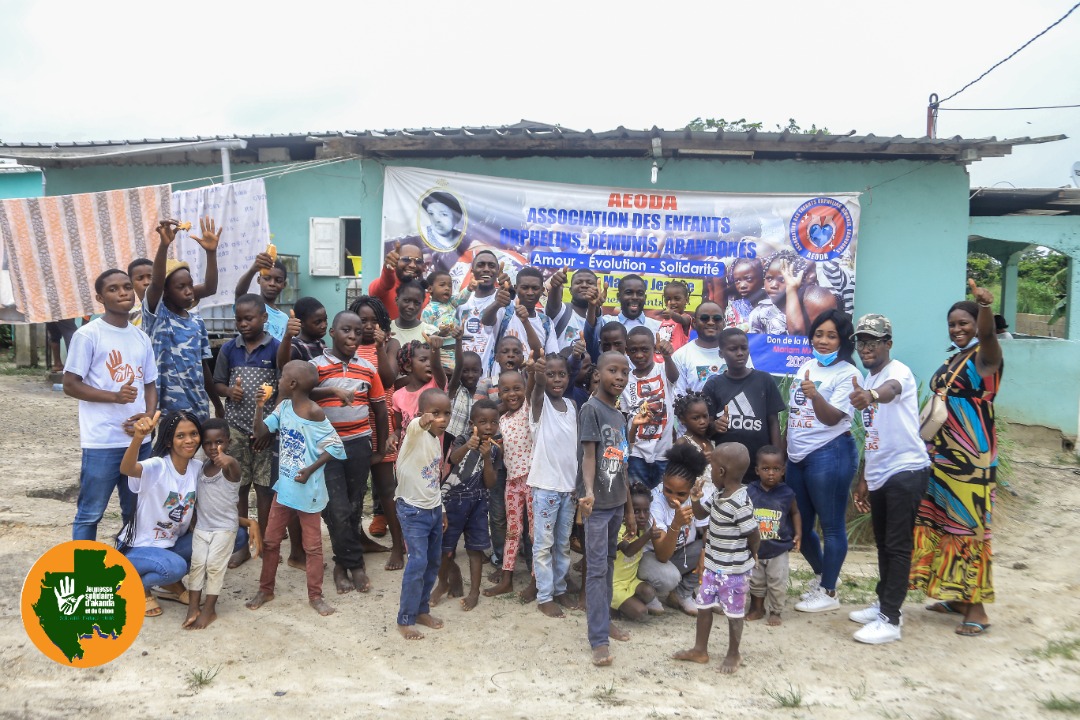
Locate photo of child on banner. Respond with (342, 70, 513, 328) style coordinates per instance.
(381, 167, 857, 375)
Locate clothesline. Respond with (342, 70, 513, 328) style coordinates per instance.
(171, 155, 359, 191)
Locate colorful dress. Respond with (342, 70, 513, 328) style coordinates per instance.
(910, 348, 1001, 604)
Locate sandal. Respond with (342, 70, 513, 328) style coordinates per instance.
(956, 621, 991, 636)
(144, 595, 162, 617)
(155, 589, 190, 605)
(926, 601, 964, 615)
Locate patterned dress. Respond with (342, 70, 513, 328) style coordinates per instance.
(910, 349, 1001, 604)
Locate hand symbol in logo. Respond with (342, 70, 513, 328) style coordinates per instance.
(54, 576, 85, 616)
(106, 350, 133, 383)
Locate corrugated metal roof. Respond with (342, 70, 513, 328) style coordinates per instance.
(0, 121, 1065, 166)
(970, 187, 1080, 216)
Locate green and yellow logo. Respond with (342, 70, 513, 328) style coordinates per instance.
(21, 541, 143, 666)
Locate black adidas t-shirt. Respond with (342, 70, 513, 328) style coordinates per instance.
(702, 369, 784, 481)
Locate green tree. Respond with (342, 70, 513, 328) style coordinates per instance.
(685, 117, 830, 134)
(966, 253, 1001, 287)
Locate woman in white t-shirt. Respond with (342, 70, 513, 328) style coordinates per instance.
(118, 410, 203, 618)
(785, 310, 862, 614)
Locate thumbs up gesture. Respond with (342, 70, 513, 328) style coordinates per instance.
(967, 278, 993, 307)
(116, 375, 138, 404)
(132, 410, 161, 439)
(385, 241, 402, 270)
(713, 405, 731, 434)
(497, 262, 512, 291)
(285, 309, 301, 340)
(572, 330, 587, 358)
(849, 375, 874, 410)
(800, 368, 818, 400)
(466, 425, 481, 451)
(228, 376, 245, 403)
(549, 265, 568, 291)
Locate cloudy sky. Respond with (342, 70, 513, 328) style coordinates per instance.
(1, 0, 1077, 188)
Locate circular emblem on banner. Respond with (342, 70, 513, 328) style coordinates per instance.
(463, 315, 483, 337)
(21, 541, 144, 667)
(788, 198, 854, 261)
(416, 188, 468, 253)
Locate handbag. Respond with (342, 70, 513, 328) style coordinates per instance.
(919, 347, 978, 442)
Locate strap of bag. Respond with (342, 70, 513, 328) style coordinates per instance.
(941, 345, 979, 394)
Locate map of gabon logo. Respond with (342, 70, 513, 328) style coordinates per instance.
(21, 541, 144, 667)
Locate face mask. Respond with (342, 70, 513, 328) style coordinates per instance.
(813, 349, 839, 366)
(947, 337, 980, 353)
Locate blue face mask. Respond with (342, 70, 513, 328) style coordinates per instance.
(813, 349, 839, 366)
(947, 337, 980, 353)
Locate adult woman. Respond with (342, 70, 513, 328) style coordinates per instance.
(910, 280, 1003, 636)
(786, 310, 861, 613)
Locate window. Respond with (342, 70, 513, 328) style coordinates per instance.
(309, 217, 363, 278)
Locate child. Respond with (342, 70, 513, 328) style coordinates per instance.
(63, 269, 158, 541)
(622, 327, 677, 491)
(126, 258, 153, 327)
(702, 328, 783, 484)
(579, 351, 645, 667)
(388, 279, 439, 351)
(544, 266, 600, 352)
(278, 296, 328, 365)
(247, 361, 346, 616)
(482, 267, 559, 366)
(674, 442, 760, 674)
(446, 350, 482, 454)
(142, 218, 221, 422)
(749, 253, 793, 335)
(434, 400, 502, 610)
(527, 354, 579, 617)
(184, 418, 262, 630)
(658, 280, 692, 350)
(674, 391, 718, 537)
(422, 269, 474, 373)
(612, 484, 662, 621)
(394, 388, 453, 639)
(393, 338, 452, 435)
(475, 334, 528, 403)
(310, 311, 390, 594)
(745, 445, 801, 626)
(212, 294, 280, 549)
(723, 257, 765, 332)
(485, 368, 533, 598)
(236, 249, 289, 341)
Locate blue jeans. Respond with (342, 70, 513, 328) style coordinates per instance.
(396, 499, 443, 626)
(584, 505, 624, 649)
(786, 433, 858, 592)
(121, 527, 249, 591)
(531, 489, 575, 604)
(628, 457, 667, 491)
(72, 443, 150, 541)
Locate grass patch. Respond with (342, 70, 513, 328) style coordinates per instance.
(186, 665, 220, 693)
(1035, 638, 1080, 661)
(0, 365, 47, 377)
(591, 681, 624, 706)
(764, 683, 802, 708)
(849, 679, 868, 701)
(1040, 694, 1080, 714)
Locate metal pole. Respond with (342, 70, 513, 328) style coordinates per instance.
(221, 147, 232, 184)
(926, 93, 939, 138)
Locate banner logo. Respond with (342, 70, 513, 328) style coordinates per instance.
(21, 541, 143, 667)
(788, 197, 854, 262)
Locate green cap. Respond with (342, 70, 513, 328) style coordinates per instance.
(853, 313, 892, 339)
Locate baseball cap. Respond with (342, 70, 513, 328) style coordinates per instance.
(852, 313, 892, 339)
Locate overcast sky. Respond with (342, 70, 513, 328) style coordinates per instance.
(1, 0, 1077, 188)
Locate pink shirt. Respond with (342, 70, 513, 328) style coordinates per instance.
(500, 402, 533, 479)
(392, 379, 439, 435)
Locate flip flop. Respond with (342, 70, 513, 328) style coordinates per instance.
(155, 589, 190, 605)
(926, 601, 964, 615)
(956, 621, 991, 636)
(144, 595, 162, 617)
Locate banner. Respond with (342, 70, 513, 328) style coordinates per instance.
(382, 167, 859, 374)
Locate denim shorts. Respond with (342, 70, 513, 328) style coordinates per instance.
(442, 492, 490, 553)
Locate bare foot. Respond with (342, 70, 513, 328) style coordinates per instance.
(519, 579, 538, 604)
(538, 601, 564, 618)
(333, 565, 354, 595)
(673, 648, 709, 664)
(310, 598, 336, 616)
(555, 593, 575, 609)
(384, 548, 405, 572)
(287, 554, 306, 571)
(246, 591, 274, 610)
(181, 608, 199, 629)
(461, 592, 480, 611)
(564, 575, 580, 594)
(592, 645, 613, 666)
(745, 607, 766, 622)
(430, 581, 450, 607)
(486, 567, 503, 584)
(608, 622, 630, 642)
(190, 608, 216, 629)
(767, 613, 782, 626)
(483, 572, 514, 597)
(573, 594, 587, 611)
(351, 567, 371, 593)
(448, 566, 465, 598)
(228, 547, 251, 569)
(359, 537, 390, 554)
(416, 613, 443, 630)
(398, 624, 424, 640)
(719, 652, 741, 674)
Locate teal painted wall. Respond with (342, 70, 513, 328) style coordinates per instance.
(0, 170, 43, 199)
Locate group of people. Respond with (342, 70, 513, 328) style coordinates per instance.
(61, 225, 1004, 667)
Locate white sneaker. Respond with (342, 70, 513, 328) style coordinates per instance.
(800, 575, 822, 600)
(850, 602, 904, 626)
(795, 588, 840, 613)
(853, 614, 902, 644)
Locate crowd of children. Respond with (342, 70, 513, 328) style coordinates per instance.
(63, 224, 944, 668)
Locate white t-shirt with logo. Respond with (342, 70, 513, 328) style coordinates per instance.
(860, 360, 930, 491)
(551, 304, 590, 352)
(671, 342, 724, 397)
(486, 306, 561, 368)
(124, 456, 199, 548)
(620, 366, 674, 463)
(456, 291, 498, 358)
(647, 483, 697, 553)
(786, 359, 861, 462)
(64, 318, 159, 449)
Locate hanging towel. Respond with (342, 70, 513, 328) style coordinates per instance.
(171, 178, 271, 309)
(0, 185, 170, 323)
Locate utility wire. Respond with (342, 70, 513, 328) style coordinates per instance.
(938, 1, 1080, 104)
(939, 103, 1080, 111)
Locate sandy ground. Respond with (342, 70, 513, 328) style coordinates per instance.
(1, 372, 1079, 720)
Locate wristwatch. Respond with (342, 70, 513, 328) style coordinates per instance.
(869, 389, 880, 403)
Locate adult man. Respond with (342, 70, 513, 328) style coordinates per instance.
(371, 240, 427, 321)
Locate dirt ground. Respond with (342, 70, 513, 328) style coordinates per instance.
(1, 372, 1078, 720)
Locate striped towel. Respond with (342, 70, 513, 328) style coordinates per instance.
(0, 185, 170, 323)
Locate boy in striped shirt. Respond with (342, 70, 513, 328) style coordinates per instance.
(310, 310, 389, 595)
(674, 442, 760, 674)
